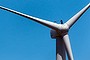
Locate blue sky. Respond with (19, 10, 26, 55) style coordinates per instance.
(0, 0, 90, 60)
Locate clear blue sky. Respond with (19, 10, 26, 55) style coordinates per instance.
(0, 0, 90, 60)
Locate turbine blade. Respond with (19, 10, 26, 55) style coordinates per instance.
(66, 3, 90, 28)
(63, 34, 74, 60)
(0, 6, 60, 30)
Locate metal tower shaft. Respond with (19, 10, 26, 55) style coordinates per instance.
(56, 37, 66, 60)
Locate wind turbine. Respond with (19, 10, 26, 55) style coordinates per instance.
(0, 3, 90, 60)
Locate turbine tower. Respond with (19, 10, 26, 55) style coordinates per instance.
(0, 3, 90, 60)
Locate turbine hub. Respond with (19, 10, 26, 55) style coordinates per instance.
(50, 24, 69, 39)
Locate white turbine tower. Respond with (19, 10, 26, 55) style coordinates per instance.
(0, 3, 90, 60)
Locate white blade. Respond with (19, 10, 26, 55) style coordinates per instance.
(66, 3, 90, 28)
(63, 34, 74, 60)
(0, 6, 60, 30)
